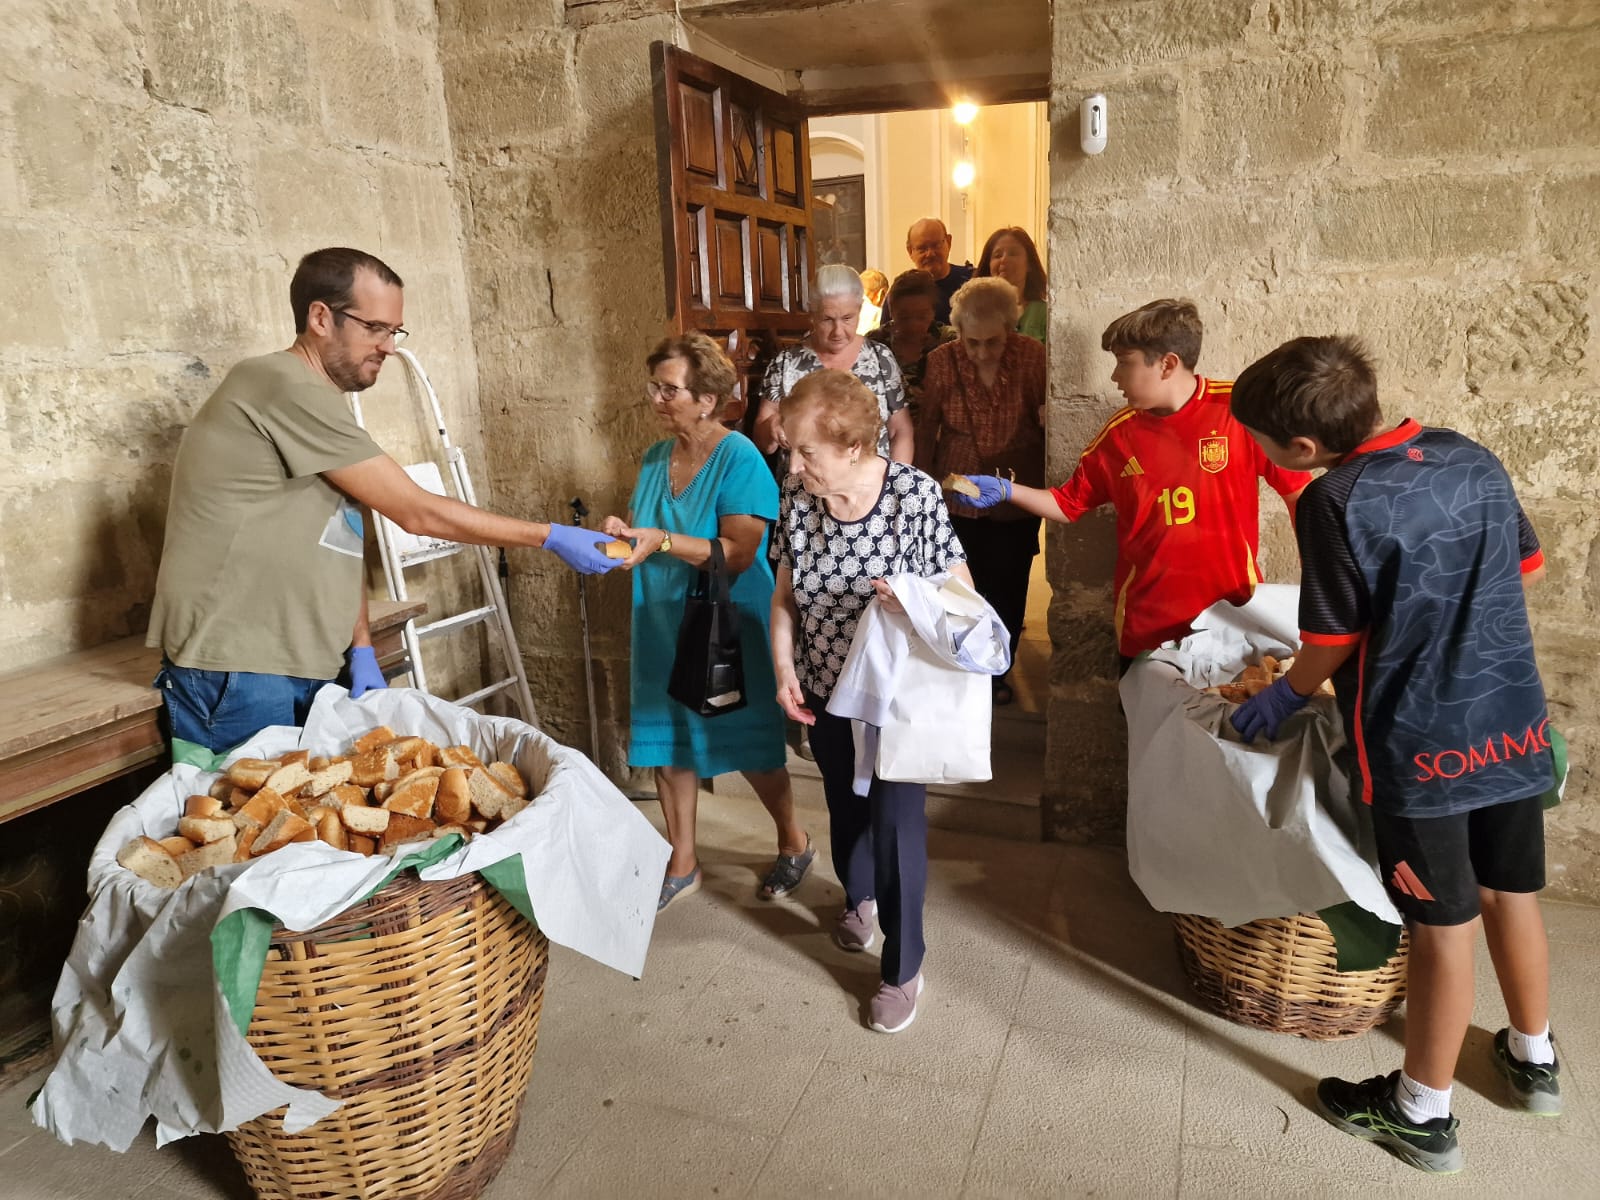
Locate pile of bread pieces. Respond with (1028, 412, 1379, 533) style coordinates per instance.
(1206, 654, 1336, 703)
(116, 727, 529, 889)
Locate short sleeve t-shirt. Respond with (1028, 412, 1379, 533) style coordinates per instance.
(1296, 419, 1551, 818)
(1050, 378, 1312, 655)
(762, 341, 907, 458)
(932, 263, 974, 326)
(148, 351, 383, 680)
(775, 462, 965, 699)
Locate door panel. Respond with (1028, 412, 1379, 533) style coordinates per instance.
(755, 221, 786, 310)
(771, 122, 800, 205)
(653, 43, 816, 428)
(680, 83, 719, 181)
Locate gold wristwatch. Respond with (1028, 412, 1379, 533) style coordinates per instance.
(657, 530, 673, 554)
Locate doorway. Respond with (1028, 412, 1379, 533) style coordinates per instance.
(651, 41, 1053, 833)
(808, 104, 1050, 290)
(807, 102, 1052, 719)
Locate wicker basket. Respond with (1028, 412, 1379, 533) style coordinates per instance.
(1172, 911, 1407, 1040)
(225, 871, 548, 1200)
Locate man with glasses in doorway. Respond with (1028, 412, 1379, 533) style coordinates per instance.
(905, 217, 973, 326)
(148, 246, 619, 755)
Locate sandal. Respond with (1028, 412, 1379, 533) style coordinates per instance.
(992, 677, 1015, 706)
(658, 866, 702, 911)
(759, 835, 815, 901)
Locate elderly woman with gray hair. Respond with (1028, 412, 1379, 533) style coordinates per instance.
(915, 275, 1047, 705)
(753, 263, 913, 468)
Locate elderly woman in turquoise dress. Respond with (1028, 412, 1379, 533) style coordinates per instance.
(603, 333, 813, 911)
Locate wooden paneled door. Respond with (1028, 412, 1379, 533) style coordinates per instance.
(651, 43, 816, 429)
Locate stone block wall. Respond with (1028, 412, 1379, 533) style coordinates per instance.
(1047, 1, 1600, 901)
(437, 1, 678, 768)
(1, 0, 485, 695)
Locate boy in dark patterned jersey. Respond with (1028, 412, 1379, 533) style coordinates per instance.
(1230, 335, 1559, 1176)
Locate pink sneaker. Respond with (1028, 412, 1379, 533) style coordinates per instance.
(835, 898, 877, 951)
(869, 973, 924, 1034)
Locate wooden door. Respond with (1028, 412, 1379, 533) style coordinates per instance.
(651, 43, 816, 428)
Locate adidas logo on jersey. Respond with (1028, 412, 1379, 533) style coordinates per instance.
(1120, 456, 1145, 477)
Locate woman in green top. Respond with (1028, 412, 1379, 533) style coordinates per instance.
(976, 227, 1048, 343)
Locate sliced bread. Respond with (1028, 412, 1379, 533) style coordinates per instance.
(225, 758, 278, 790)
(380, 813, 435, 852)
(178, 834, 237, 878)
(435, 767, 471, 825)
(250, 809, 315, 856)
(117, 837, 182, 888)
(179, 814, 238, 845)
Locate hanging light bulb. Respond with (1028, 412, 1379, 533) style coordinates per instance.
(952, 102, 979, 126)
(952, 160, 976, 190)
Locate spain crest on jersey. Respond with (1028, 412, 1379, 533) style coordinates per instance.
(1198, 435, 1228, 474)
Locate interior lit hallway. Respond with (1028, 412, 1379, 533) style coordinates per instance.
(6, 777, 1600, 1198)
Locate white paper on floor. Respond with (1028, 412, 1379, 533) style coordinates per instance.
(1120, 584, 1400, 929)
(31, 685, 669, 1151)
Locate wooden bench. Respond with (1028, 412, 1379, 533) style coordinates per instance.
(0, 599, 426, 824)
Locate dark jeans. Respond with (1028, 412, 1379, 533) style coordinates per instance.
(949, 514, 1041, 673)
(806, 692, 928, 986)
(156, 661, 330, 755)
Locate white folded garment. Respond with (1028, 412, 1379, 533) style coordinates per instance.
(827, 572, 1010, 791)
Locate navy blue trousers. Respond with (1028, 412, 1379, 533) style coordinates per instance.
(806, 693, 928, 986)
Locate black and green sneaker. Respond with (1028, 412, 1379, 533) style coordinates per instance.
(1493, 1029, 1562, 1116)
(1314, 1072, 1464, 1174)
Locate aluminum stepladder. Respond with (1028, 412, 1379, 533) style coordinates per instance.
(346, 347, 537, 722)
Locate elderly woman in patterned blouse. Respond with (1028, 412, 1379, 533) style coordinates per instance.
(770, 368, 973, 1035)
(753, 264, 913, 471)
(915, 276, 1047, 706)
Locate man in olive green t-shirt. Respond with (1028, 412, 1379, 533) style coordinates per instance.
(149, 247, 620, 753)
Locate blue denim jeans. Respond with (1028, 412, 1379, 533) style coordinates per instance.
(156, 661, 330, 755)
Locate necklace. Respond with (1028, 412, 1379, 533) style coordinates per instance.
(670, 431, 722, 496)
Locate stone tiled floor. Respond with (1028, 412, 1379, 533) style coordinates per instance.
(5, 776, 1600, 1198)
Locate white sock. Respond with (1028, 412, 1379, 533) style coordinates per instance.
(1393, 1071, 1452, 1123)
(1508, 1022, 1555, 1065)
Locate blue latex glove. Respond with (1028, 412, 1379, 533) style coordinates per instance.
(1230, 675, 1311, 743)
(958, 475, 1012, 509)
(544, 523, 620, 575)
(347, 645, 386, 699)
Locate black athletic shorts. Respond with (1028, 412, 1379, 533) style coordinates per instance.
(1371, 795, 1546, 927)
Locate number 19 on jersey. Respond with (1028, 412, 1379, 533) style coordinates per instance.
(1157, 486, 1195, 526)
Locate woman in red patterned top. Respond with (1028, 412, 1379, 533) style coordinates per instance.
(914, 277, 1047, 704)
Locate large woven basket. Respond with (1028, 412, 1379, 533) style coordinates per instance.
(226, 870, 548, 1200)
(1173, 911, 1407, 1040)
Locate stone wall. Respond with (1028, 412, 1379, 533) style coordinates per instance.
(0, 0, 484, 693)
(437, 1, 678, 767)
(1046, 1, 1600, 900)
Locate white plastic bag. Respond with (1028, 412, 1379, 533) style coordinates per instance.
(1120, 585, 1400, 928)
(828, 573, 1009, 786)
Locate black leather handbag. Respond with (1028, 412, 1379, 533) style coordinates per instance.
(667, 539, 748, 717)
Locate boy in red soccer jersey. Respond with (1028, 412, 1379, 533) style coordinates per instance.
(1228, 336, 1557, 1175)
(955, 298, 1310, 667)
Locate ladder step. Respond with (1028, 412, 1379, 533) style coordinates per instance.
(417, 606, 499, 638)
(398, 542, 463, 568)
(455, 677, 520, 708)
